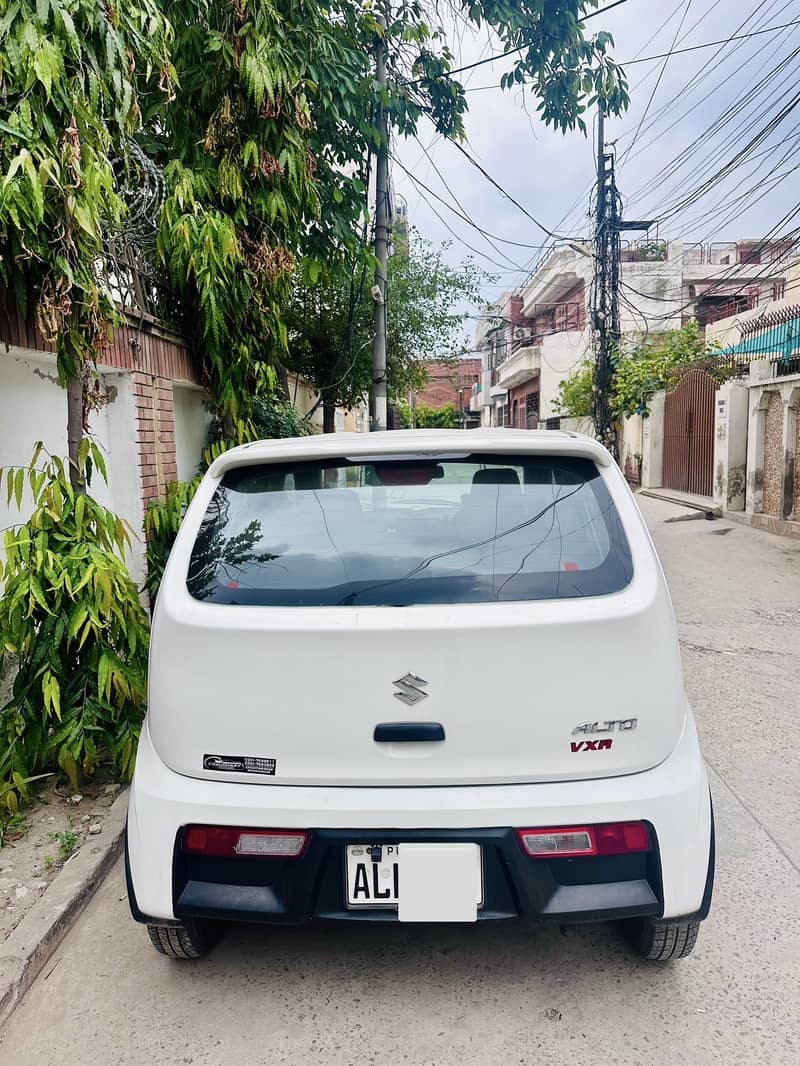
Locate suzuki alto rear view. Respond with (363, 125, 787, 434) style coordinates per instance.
(127, 429, 714, 961)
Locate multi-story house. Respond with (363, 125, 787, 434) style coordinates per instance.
(473, 239, 793, 431)
(471, 292, 535, 427)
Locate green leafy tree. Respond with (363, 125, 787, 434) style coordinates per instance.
(148, 0, 628, 426)
(555, 321, 726, 424)
(0, 0, 174, 487)
(0, 445, 149, 810)
(285, 231, 487, 430)
(399, 401, 459, 428)
(613, 320, 721, 417)
(554, 358, 594, 418)
(1, 0, 628, 442)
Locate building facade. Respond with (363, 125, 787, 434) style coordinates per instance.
(410, 358, 481, 427)
(473, 239, 793, 435)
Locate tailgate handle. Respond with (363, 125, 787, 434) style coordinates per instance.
(374, 722, 445, 743)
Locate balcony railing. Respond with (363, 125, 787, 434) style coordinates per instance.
(682, 241, 799, 268)
(97, 142, 184, 333)
(503, 302, 585, 356)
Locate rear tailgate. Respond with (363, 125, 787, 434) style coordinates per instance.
(148, 434, 686, 787)
(149, 592, 685, 787)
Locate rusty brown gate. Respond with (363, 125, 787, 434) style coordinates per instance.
(663, 368, 716, 497)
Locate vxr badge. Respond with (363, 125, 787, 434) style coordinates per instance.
(393, 673, 428, 706)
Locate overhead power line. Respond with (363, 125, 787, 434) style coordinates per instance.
(656, 89, 800, 222)
(465, 17, 800, 90)
(499, 2, 699, 289)
(449, 141, 570, 239)
(623, 16, 800, 65)
(393, 155, 555, 251)
(543, 1, 795, 248)
(408, 134, 552, 268)
(618, 10, 800, 226)
(621, 0, 693, 163)
(392, 158, 530, 272)
(411, 0, 630, 83)
(618, 0, 797, 179)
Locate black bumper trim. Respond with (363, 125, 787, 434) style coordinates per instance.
(541, 880, 658, 919)
(169, 825, 666, 927)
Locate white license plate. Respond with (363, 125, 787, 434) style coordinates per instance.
(345, 843, 483, 910)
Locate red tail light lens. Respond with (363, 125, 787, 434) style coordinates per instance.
(183, 826, 309, 859)
(593, 822, 650, 855)
(517, 822, 650, 858)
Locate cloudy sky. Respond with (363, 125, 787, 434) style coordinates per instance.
(392, 0, 800, 329)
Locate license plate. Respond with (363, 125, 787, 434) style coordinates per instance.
(345, 843, 483, 910)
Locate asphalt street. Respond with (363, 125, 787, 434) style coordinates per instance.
(3, 496, 800, 1066)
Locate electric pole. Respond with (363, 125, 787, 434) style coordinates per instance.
(371, 4, 390, 432)
(592, 104, 620, 456)
(592, 104, 655, 457)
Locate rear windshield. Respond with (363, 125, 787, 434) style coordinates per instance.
(187, 454, 633, 606)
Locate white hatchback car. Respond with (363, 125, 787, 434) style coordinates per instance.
(127, 429, 713, 961)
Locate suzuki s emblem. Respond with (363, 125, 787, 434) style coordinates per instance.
(393, 673, 429, 706)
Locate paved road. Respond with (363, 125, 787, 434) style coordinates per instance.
(3, 497, 800, 1066)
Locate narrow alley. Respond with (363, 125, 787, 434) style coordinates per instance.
(3, 497, 799, 1066)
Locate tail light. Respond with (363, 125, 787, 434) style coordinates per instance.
(516, 822, 650, 858)
(183, 826, 309, 859)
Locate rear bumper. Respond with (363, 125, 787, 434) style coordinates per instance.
(127, 716, 713, 926)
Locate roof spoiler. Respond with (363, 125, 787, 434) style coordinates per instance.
(207, 432, 613, 479)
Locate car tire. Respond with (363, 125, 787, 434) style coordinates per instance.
(622, 918, 700, 961)
(146, 919, 218, 959)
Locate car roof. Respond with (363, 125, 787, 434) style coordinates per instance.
(207, 429, 611, 478)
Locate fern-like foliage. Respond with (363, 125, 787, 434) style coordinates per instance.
(0, 443, 150, 811)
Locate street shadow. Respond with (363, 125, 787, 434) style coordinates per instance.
(200, 915, 692, 1007)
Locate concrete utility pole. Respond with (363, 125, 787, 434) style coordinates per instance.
(371, 4, 390, 432)
(592, 104, 621, 456)
(592, 104, 656, 456)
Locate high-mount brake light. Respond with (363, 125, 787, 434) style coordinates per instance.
(183, 826, 309, 859)
(516, 822, 650, 858)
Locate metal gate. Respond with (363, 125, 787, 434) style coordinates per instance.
(663, 368, 716, 497)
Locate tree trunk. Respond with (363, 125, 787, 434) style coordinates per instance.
(322, 400, 336, 434)
(273, 359, 291, 401)
(66, 372, 85, 493)
(221, 411, 236, 441)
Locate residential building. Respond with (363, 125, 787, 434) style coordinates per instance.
(704, 257, 800, 527)
(471, 292, 533, 427)
(410, 358, 481, 427)
(474, 239, 794, 434)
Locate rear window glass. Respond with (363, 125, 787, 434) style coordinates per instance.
(187, 454, 633, 606)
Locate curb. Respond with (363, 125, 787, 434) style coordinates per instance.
(721, 508, 800, 540)
(637, 489, 721, 519)
(0, 788, 128, 1028)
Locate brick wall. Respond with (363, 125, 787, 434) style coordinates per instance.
(134, 373, 180, 508)
(761, 391, 784, 516)
(415, 359, 481, 410)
